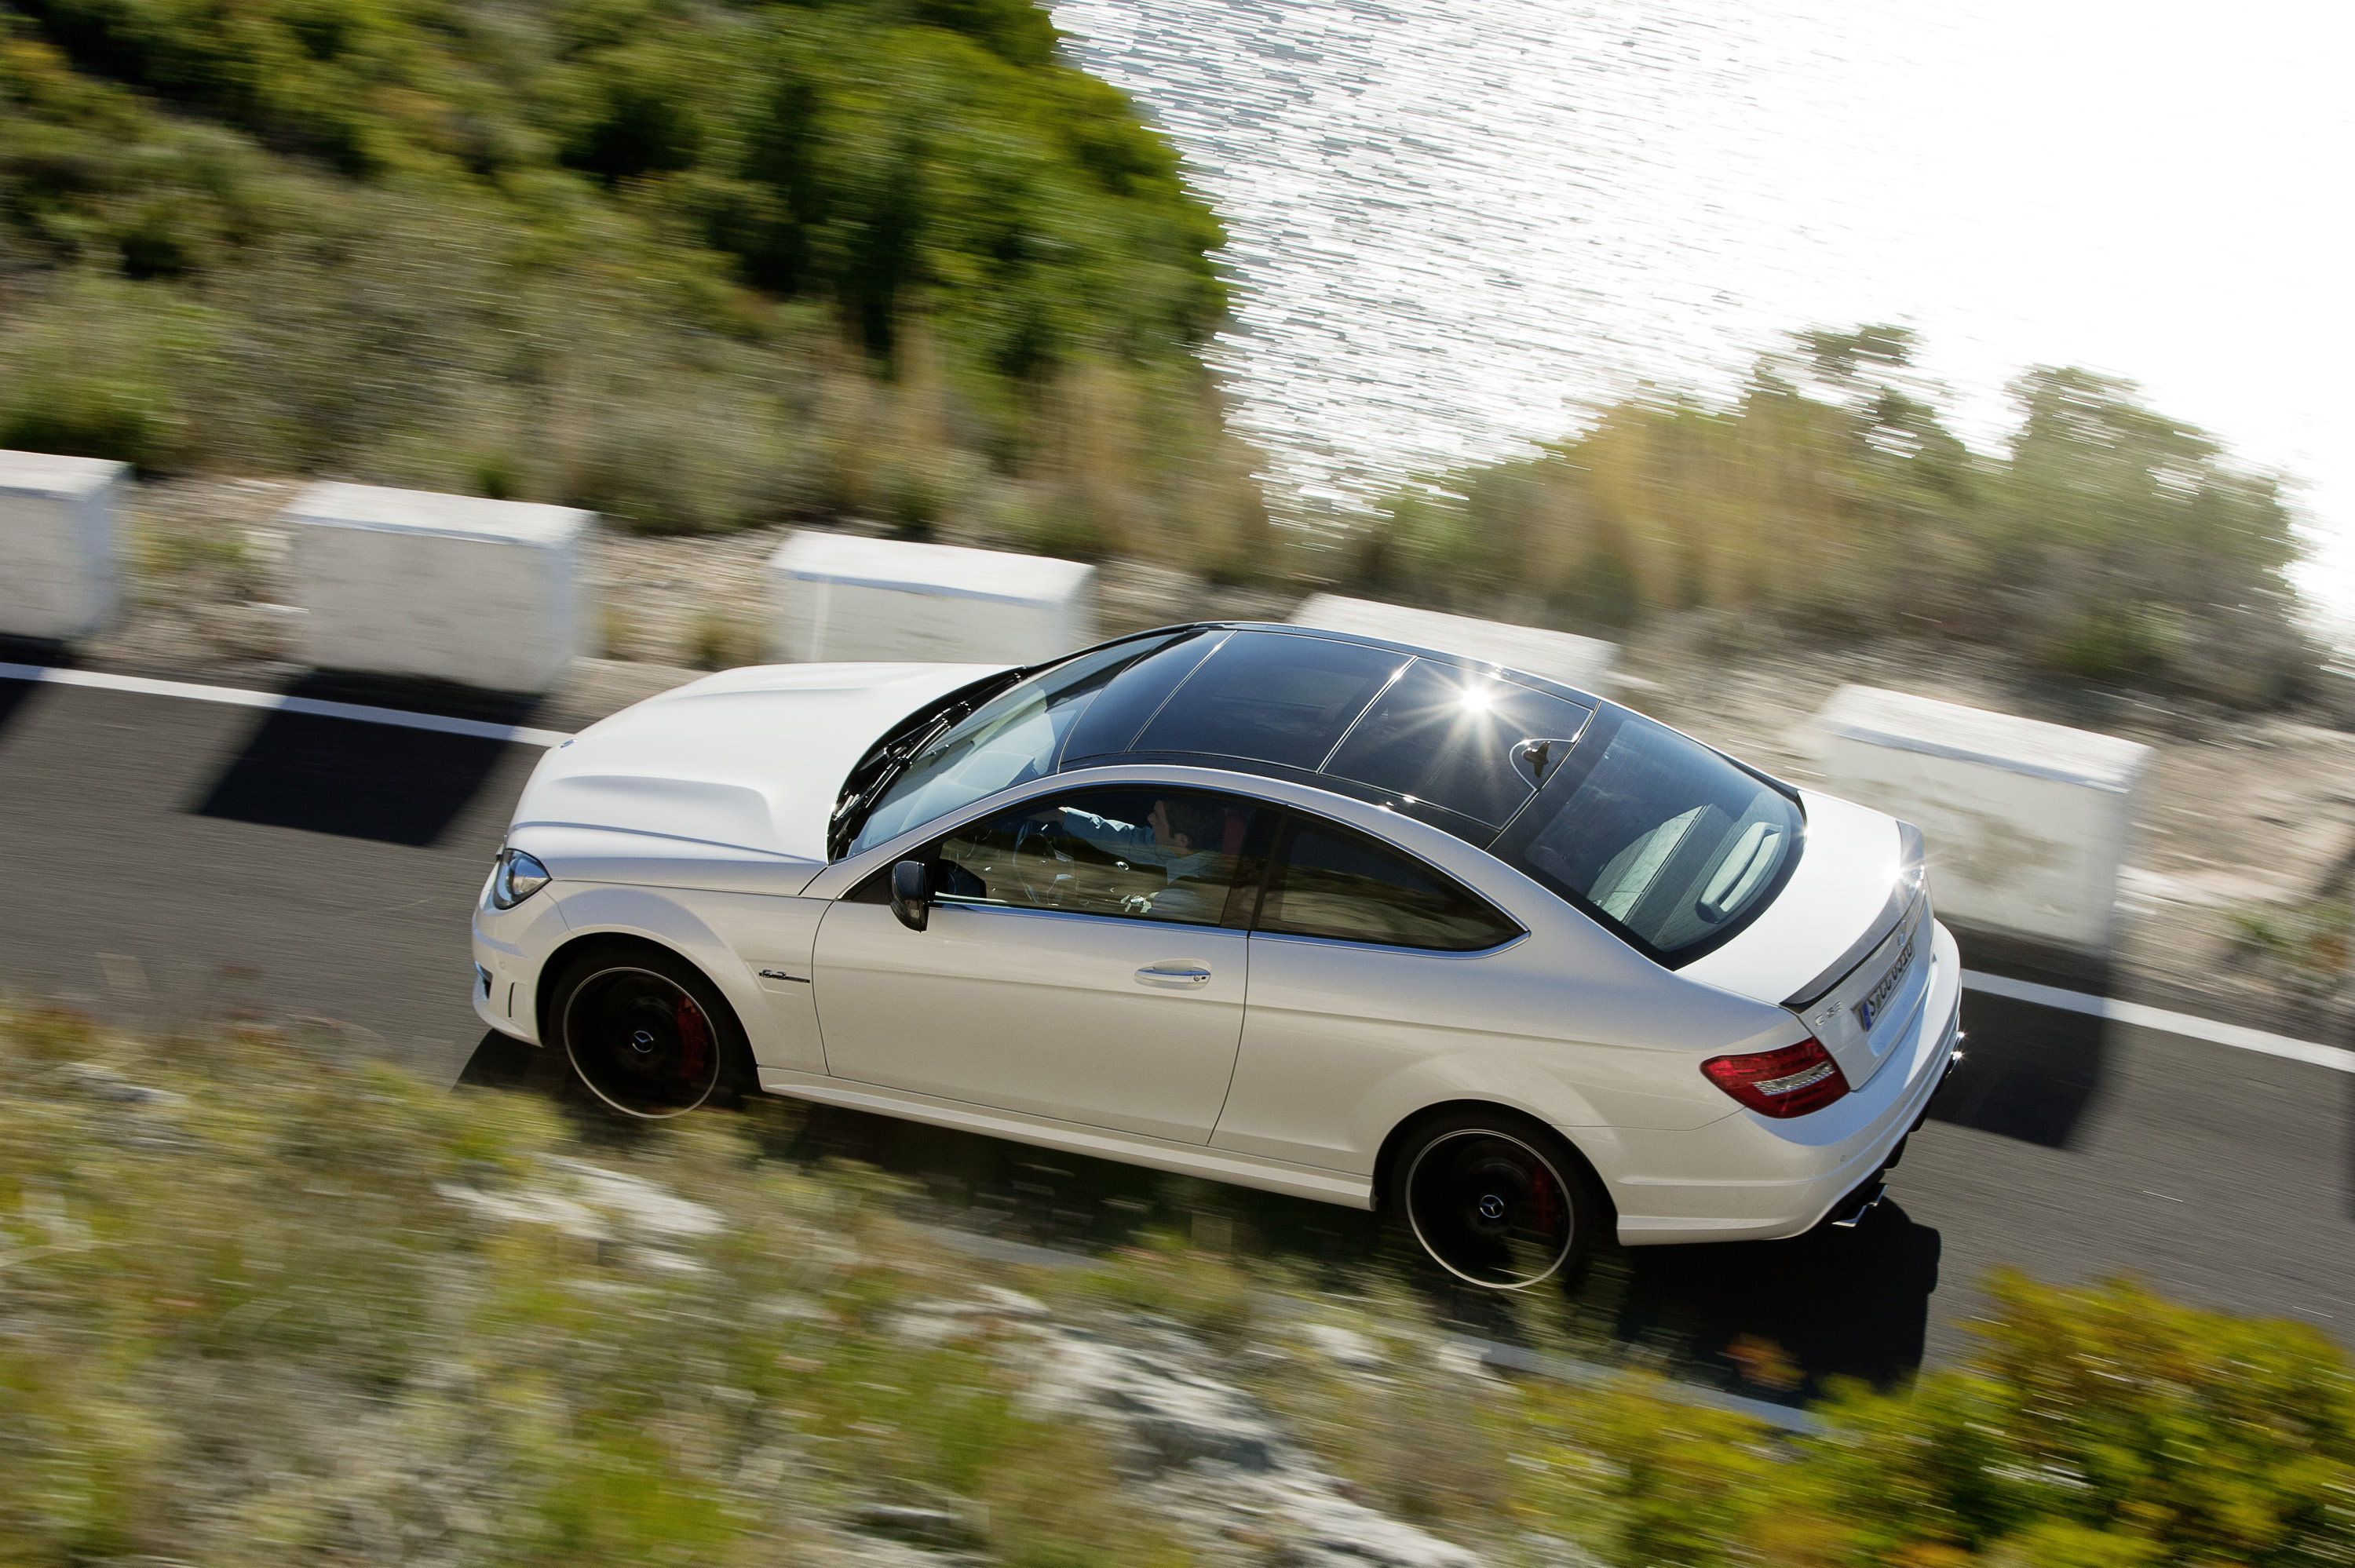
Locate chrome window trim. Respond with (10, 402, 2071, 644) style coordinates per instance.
(926, 896, 1241, 932)
(1243, 926, 1531, 959)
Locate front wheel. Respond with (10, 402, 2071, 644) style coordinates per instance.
(550, 946, 750, 1118)
(1389, 1110, 1603, 1289)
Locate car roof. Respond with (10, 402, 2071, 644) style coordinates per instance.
(1042, 622, 1616, 846)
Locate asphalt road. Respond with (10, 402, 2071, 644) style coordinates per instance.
(4, 675, 2350, 1397)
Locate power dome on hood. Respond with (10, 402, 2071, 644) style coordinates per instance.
(515, 662, 1006, 861)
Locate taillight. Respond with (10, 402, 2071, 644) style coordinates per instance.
(1701, 1037, 1850, 1118)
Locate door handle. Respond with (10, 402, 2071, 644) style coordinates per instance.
(1135, 965, 1213, 988)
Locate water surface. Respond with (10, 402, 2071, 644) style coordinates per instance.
(1057, 0, 2355, 627)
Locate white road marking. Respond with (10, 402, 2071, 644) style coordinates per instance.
(8, 660, 2350, 1074)
(1962, 970, 2355, 1075)
(0, 662, 574, 749)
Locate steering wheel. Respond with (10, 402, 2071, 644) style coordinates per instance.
(1010, 816, 1071, 907)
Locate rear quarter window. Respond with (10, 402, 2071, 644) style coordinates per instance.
(1256, 818, 1521, 952)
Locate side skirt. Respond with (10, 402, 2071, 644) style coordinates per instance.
(755, 1069, 1377, 1211)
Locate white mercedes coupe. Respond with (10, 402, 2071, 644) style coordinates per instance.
(472, 623, 1961, 1287)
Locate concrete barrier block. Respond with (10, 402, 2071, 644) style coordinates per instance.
(285, 483, 591, 691)
(1812, 684, 2152, 952)
(1290, 594, 1618, 695)
(770, 531, 1096, 665)
(0, 450, 125, 641)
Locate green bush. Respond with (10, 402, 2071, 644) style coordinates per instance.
(0, 0, 1269, 571)
(5, 1002, 2353, 1566)
(1238, 1267, 2355, 1566)
(0, 272, 212, 468)
(1776, 1273, 2355, 1566)
(1359, 329, 2317, 700)
(0, 1003, 1196, 1565)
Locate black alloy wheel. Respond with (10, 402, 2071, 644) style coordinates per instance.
(1393, 1111, 1598, 1289)
(553, 949, 745, 1118)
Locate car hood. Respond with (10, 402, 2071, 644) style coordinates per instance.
(509, 661, 1007, 862)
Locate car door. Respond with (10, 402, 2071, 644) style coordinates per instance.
(1211, 814, 1526, 1172)
(811, 786, 1269, 1144)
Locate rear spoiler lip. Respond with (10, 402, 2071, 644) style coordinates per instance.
(1781, 820, 1926, 1011)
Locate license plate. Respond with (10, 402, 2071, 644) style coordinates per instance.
(1856, 932, 1915, 1032)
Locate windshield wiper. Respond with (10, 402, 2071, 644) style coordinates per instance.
(827, 669, 1029, 859)
(829, 714, 953, 853)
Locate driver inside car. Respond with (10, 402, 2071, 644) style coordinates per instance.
(1030, 797, 1227, 920)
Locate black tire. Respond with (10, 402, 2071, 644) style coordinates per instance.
(548, 943, 754, 1119)
(1387, 1107, 1605, 1289)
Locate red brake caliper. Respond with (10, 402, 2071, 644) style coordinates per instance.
(1531, 1165, 1558, 1237)
(675, 997, 710, 1081)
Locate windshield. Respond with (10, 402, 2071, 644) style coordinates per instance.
(845, 635, 1179, 856)
(1490, 708, 1802, 965)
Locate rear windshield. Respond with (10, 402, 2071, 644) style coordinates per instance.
(1490, 709, 1802, 965)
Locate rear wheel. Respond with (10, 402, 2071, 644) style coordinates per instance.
(1389, 1109, 1601, 1289)
(550, 945, 749, 1118)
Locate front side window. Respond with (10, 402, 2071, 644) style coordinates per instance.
(933, 788, 1264, 926)
(1254, 819, 1521, 951)
(849, 637, 1176, 855)
(1492, 709, 1802, 964)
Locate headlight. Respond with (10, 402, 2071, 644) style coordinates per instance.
(490, 848, 551, 910)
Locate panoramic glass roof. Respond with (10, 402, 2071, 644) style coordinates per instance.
(1060, 628, 1596, 838)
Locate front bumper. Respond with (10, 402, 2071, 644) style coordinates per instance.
(1607, 919, 1964, 1245)
(471, 890, 557, 1045)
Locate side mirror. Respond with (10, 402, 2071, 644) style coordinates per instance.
(889, 859, 932, 932)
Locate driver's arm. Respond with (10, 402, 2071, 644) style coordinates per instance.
(1042, 805, 1153, 856)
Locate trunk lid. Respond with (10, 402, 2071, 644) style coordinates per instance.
(1788, 891, 1930, 1088)
(1678, 789, 1926, 1089)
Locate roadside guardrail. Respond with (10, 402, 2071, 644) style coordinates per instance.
(769, 528, 1097, 665)
(283, 482, 594, 695)
(1813, 684, 2152, 953)
(0, 448, 124, 643)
